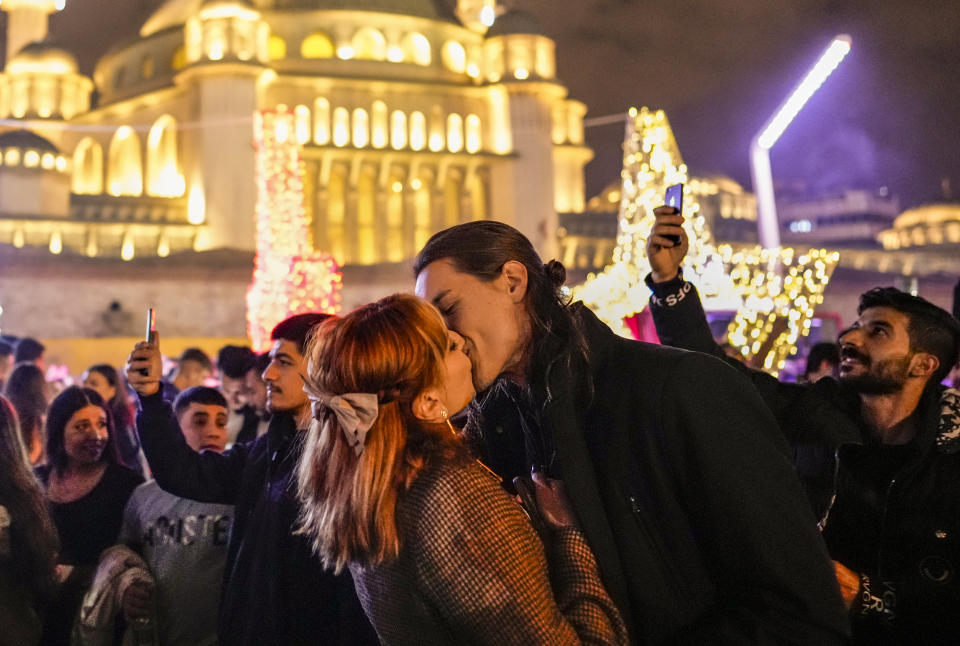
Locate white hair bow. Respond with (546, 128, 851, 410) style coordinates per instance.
(308, 391, 379, 456)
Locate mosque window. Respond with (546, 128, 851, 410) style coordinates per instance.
(352, 28, 387, 61)
(441, 41, 466, 74)
(72, 137, 103, 195)
(332, 107, 350, 147)
(314, 98, 330, 145)
(429, 106, 444, 152)
(390, 110, 407, 150)
(534, 39, 555, 79)
(402, 33, 431, 66)
(268, 35, 287, 60)
(468, 172, 487, 221)
(352, 108, 370, 148)
(409, 111, 426, 151)
(386, 172, 405, 261)
(146, 115, 185, 197)
(465, 114, 481, 153)
(295, 105, 310, 144)
(326, 165, 346, 262)
(205, 23, 227, 60)
(107, 126, 143, 197)
(141, 56, 155, 80)
(443, 171, 461, 227)
(113, 66, 126, 90)
(301, 32, 334, 59)
(371, 101, 388, 149)
(356, 169, 376, 263)
(413, 174, 432, 250)
(171, 46, 187, 71)
(446, 114, 463, 153)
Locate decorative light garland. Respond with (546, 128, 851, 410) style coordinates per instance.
(247, 108, 341, 350)
(572, 107, 838, 375)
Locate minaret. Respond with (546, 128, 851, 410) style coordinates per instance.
(456, 0, 498, 34)
(0, 0, 64, 65)
(178, 0, 270, 251)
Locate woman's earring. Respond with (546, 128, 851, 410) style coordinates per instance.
(440, 409, 448, 420)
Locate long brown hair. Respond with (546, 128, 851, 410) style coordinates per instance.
(0, 396, 59, 604)
(297, 294, 469, 574)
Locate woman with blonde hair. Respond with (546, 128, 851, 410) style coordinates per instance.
(297, 294, 627, 645)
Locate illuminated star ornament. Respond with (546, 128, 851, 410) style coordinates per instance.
(247, 108, 342, 351)
(572, 107, 839, 376)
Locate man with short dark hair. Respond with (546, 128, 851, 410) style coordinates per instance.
(125, 314, 375, 646)
(14, 337, 45, 372)
(170, 347, 213, 393)
(415, 220, 849, 644)
(802, 341, 840, 384)
(119, 386, 233, 646)
(215, 345, 262, 445)
(646, 206, 960, 643)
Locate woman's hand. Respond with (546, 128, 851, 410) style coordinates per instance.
(531, 472, 579, 530)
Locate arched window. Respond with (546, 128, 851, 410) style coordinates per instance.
(171, 46, 187, 70)
(352, 28, 386, 61)
(146, 115, 185, 197)
(301, 32, 334, 58)
(390, 110, 407, 150)
(386, 173, 404, 261)
(465, 114, 481, 153)
(444, 171, 461, 227)
(326, 166, 346, 262)
(413, 175, 432, 250)
(295, 105, 311, 144)
(446, 113, 463, 153)
(429, 105, 444, 152)
(356, 169, 376, 263)
(107, 126, 143, 196)
(371, 101, 388, 149)
(409, 111, 426, 151)
(141, 56, 155, 79)
(314, 98, 330, 145)
(402, 32, 431, 66)
(332, 107, 350, 147)
(441, 41, 466, 73)
(468, 173, 487, 221)
(72, 137, 103, 195)
(352, 108, 369, 148)
(268, 35, 287, 60)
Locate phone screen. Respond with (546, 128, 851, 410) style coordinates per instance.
(665, 183, 684, 214)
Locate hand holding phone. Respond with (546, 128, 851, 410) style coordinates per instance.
(662, 183, 684, 246)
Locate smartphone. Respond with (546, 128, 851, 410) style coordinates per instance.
(145, 308, 157, 343)
(663, 183, 684, 246)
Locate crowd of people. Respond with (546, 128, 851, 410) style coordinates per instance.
(1, 211, 959, 645)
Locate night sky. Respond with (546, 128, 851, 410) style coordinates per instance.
(15, 0, 960, 209)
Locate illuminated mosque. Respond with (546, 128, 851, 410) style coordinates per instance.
(0, 0, 592, 344)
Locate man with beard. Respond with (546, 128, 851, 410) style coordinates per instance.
(646, 206, 960, 644)
(415, 221, 850, 644)
(125, 314, 376, 646)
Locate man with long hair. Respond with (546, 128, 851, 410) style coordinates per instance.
(414, 221, 849, 644)
(646, 206, 960, 643)
(125, 315, 375, 646)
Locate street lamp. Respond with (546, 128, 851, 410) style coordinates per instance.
(751, 35, 852, 249)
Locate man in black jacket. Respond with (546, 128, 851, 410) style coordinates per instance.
(646, 207, 960, 643)
(414, 221, 849, 644)
(126, 314, 376, 646)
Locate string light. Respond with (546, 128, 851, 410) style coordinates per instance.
(247, 108, 342, 350)
(572, 107, 838, 375)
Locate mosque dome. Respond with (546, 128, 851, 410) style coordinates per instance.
(0, 129, 60, 153)
(141, 0, 458, 37)
(878, 204, 960, 250)
(486, 9, 546, 37)
(6, 41, 79, 75)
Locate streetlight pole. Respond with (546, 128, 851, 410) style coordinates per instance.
(751, 35, 852, 249)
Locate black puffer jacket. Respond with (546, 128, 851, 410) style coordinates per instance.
(136, 391, 376, 646)
(470, 303, 849, 644)
(649, 274, 960, 643)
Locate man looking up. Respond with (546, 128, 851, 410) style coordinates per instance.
(119, 386, 233, 646)
(125, 314, 375, 646)
(414, 221, 849, 644)
(646, 206, 960, 643)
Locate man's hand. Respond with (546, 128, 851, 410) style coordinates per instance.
(121, 580, 154, 622)
(125, 335, 162, 397)
(646, 205, 689, 283)
(833, 560, 860, 610)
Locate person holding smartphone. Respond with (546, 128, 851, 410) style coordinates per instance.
(125, 313, 376, 646)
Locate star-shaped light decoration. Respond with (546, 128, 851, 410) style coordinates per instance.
(572, 107, 839, 375)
